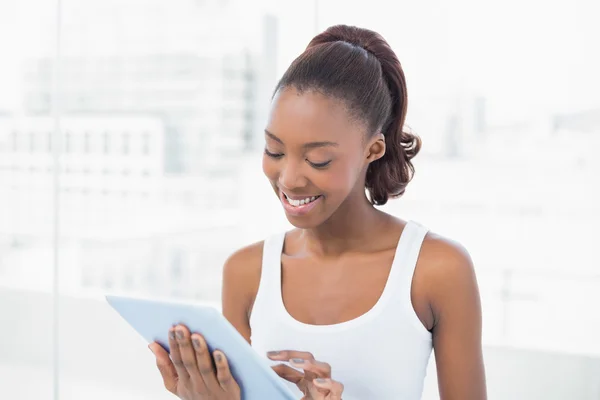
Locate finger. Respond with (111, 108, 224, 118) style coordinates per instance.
(271, 363, 304, 384)
(149, 342, 178, 394)
(191, 333, 221, 394)
(267, 350, 315, 362)
(268, 351, 319, 391)
(289, 358, 332, 378)
(174, 325, 202, 387)
(168, 326, 190, 385)
(313, 378, 344, 399)
(214, 350, 240, 395)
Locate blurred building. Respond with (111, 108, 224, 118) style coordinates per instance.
(20, 0, 277, 174)
(0, 114, 244, 299)
(23, 53, 255, 175)
(1, 0, 279, 299)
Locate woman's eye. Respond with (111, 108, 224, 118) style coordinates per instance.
(307, 160, 332, 169)
(264, 148, 283, 158)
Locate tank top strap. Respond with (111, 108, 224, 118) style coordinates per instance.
(387, 220, 430, 336)
(255, 231, 286, 307)
(394, 220, 429, 288)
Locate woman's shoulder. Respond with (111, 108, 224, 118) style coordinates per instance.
(222, 240, 265, 286)
(222, 229, 295, 281)
(417, 228, 475, 287)
(420, 229, 473, 270)
(417, 228, 479, 315)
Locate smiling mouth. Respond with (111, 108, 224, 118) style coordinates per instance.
(282, 192, 322, 207)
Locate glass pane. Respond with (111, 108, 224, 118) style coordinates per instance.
(56, 1, 313, 398)
(0, 1, 57, 399)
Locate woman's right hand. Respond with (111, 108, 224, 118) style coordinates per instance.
(149, 324, 240, 400)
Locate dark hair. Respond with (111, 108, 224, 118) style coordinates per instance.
(274, 25, 421, 205)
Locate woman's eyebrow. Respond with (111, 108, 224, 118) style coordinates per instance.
(264, 129, 339, 149)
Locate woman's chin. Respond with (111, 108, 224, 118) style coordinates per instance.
(284, 213, 320, 229)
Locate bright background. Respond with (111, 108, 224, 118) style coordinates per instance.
(0, 0, 599, 399)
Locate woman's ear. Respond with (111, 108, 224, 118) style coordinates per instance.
(366, 132, 386, 163)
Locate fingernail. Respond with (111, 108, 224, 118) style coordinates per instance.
(176, 329, 184, 340)
(148, 344, 154, 354)
(291, 358, 304, 364)
(267, 351, 280, 356)
(192, 338, 201, 349)
(215, 353, 223, 362)
(169, 330, 176, 340)
(315, 378, 327, 383)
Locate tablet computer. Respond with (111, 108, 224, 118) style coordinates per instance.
(106, 294, 296, 400)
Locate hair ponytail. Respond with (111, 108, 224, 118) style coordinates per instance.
(361, 38, 422, 205)
(276, 25, 421, 205)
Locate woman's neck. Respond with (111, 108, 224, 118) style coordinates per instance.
(300, 192, 389, 257)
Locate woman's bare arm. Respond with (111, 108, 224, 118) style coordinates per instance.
(220, 241, 264, 343)
(423, 236, 487, 399)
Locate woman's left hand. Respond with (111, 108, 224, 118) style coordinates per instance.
(267, 351, 344, 400)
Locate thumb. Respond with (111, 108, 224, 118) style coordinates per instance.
(312, 378, 344, 400)
(149, 342, 178, 394)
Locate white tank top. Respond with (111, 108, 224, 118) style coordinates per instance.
(250, 220, 433, 400)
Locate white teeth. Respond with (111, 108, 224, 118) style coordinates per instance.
(284, 194, 319, 207)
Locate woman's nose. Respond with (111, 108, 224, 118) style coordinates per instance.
(278, 160, 307, 190)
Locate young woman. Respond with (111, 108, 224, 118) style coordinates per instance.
(149, 24, 487, 400)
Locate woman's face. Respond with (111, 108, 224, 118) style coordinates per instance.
(262, 87, 382, 229)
